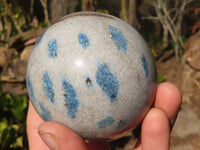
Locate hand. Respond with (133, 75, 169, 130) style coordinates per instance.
(27, 82, 181, 150)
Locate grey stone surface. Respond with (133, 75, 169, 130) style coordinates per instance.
(27, 12, 157, 140)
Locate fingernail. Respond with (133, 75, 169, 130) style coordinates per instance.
(38, 131, 58, 150)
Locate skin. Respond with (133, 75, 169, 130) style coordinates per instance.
(27, 82, 182, 150)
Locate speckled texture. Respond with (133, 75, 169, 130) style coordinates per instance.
(26, 11, 157, 140)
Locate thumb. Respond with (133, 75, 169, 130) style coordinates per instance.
(38, 121, 88, 150)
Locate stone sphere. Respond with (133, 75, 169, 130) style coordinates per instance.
(26, 11, 157, 140)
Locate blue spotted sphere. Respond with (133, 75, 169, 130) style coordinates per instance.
(26, 11, 157, 140)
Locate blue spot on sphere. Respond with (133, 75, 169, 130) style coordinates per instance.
(35, 31, 45, 47)
(78, 33, 90, 49)
(141, 54, 149, 77)
(97, 116, 115, 129)
(96, 61, 119, 103)
(62, 78, 79, 119)
(38, 101, 52, 121)
(43, 71, 56, 103)
(116, 120, 127, 129)
(108, 25, 127, 53)
(48, 39, 58, 58)
(27, 75, 36, 102)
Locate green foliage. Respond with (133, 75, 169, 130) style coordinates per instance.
(0, 83, 28, 150)
(157, 74, 167, 83)
(14, 6, 23, 19)
(39, 22, 49, 28)
(96, 9, 109, 14)
(0, 1, 6, 16)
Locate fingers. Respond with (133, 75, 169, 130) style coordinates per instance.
(38, 122, 110, 150)
(141, 108, 170, 150)
(26, 101, 49, 150)
(38, 121, 88, 150)
(134, 109, 170, 150)
(27, 82, 181, 150)
(27, 101, 88, 150)
(134, 82, 182, 150)
(154, 82, 182, 126)
(27, 101, 109, 150)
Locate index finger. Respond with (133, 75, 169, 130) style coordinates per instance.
(154, 82, 182, 126)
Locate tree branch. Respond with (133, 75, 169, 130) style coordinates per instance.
(40, 0, 50, 25)
(8, 27, 47, 47)
(142, 16, 159, 20)
(3, 0, 22, 34)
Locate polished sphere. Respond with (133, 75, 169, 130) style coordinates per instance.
(26, 11, 157, 140)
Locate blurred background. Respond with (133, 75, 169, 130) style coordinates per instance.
(0, 0, 200, 149)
